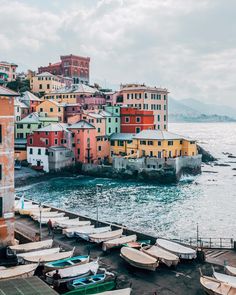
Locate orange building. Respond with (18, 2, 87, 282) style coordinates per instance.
(0, 86, 17, 247)
(36, 100, 65, 122)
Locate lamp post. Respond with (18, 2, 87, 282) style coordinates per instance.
(39, 202, 42, 241)
(96, 184, 103, 227)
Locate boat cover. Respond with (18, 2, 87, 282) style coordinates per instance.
(76, 226, 111, 241)
(54, 218, 83, 228)
(89, 229, 123, 243)
(0, 264, 37, 280)
(10, 239, 53, 253)
(40, 216, 69, 225)
(156, 239, 196, 259)
(19, 207, 51, 215)
(214, 271, 236, 287)
(32, 212, 65, 219)
(18, 247, 60, 259)
(63, 225, 95, 237)
(102, 235, 137, 251)
(24, 249, 74, 263)
(121, 247, 157, 264)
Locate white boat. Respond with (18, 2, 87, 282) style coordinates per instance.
(19, 207, 51, 216)
(0, 264, 38, 280)
(156, 239, 196, 260)
(15, 204, 39, 213)
(141, 245, 179, 267)
(75, 226, 111, 241)
(96, 288, 132, 295)
(39, 216, 69, 225)
(23, 249, 74, 264)
(10, 239, 53, 253)
(89, 229, 123, 243)
(46, 261, 99, 285)
(200, 274, 236, 295)
(55, 218, 93, 229)
(31, 211, 65, 220)
(64, 225, 95, 238)
(102, 235, 137, 251)
(18, 247, 60, 261)
(226, 266, 236, 276)
(213, 271, 236, 287)
(120, 246, 159, 271)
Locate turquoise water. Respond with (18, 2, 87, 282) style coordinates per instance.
(16, 123, 236, 240)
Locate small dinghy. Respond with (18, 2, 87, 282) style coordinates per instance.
(226, 266, 236, 277)
(75, 226, 111, 241)
(39, 216, 69, 225)
(66, 274, 116, 294)
(0, 263, 38, 280)
(18, 247, 60, 262)
(156, 239, 196, 260)
(123, 240, 151, 249)
(23, 249, 74, 264)
(46, 261, 99, 285)
(10, 239, 53, 253)
(200, 274, 236, 295)
(44, 255, 90, 271)
(15, 204, 39, 213)
(54, 218, 84, 228)
(64, 225, 95, 238)
(32, 211, 65, 220)
(213, 270, 236, 287)
(89, 229, 123, 243)
(19, 207, 51, 216)
(102, 235, 137, 251)
(141, 245, 179, 267)
(120, 247, 159, 271)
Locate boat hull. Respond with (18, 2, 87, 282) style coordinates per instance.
(64, 280, 116, 295)
(0, 264, 38, 281)
(44, 255, 89, 271)
(120, 253, 158, 271)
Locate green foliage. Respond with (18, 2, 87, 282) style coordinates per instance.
(7, 78, 30, 94)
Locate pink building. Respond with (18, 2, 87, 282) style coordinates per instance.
(64, 103, 82, 122)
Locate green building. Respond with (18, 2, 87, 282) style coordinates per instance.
(101, 106, 120, 136)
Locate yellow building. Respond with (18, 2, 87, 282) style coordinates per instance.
(36, 100, 65, 122)
(110, 130, 197, 159)
(30, 72, 66, 94)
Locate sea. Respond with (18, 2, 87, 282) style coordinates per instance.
(16, 123, 236, 242)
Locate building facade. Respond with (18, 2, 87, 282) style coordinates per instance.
(0, 62, 18, 84)
(0, 86, 17, 247)
(38, 54, 90, 84)
(120, 107, 155, 133)
(36, 100, 65, 122)
(30, 72, 66, 94)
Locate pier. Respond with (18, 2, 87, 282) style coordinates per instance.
(14, 199, 236, 295)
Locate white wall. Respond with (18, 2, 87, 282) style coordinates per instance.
(27, 146, 49, 172)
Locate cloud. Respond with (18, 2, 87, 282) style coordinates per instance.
(0, 0, 236, 107)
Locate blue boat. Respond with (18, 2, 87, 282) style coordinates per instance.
(44, 255, 90, 271)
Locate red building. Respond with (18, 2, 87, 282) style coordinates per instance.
(120, 107, 155, 133)
(38, 54, 90, 84)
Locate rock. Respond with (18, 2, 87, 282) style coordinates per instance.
(197, 145, 217, 163)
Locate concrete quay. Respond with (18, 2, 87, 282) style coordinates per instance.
(14, 203, 236, 295)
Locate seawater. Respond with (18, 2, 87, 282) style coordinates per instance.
(16, 123, 236, 240)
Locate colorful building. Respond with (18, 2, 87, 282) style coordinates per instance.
(20, 91, 42, 113)
(0, 86, 17, 246)
(101, 106, 121, 136)
(14, 98, 29, 122)
(38, 54, 90, 84)
(30, 72, 66, 94)
(15, 112, 59, 139)
(68, 121, 97, 164)
(117, 83, 168, 130)
(0, 61, 17, 83)
(36, 100, 65, 122)
(120, 107, 155, 133)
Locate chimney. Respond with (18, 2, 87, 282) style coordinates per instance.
(49, 63, 52, 66)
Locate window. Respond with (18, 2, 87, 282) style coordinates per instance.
(145, 93, 148, 99)
(115, 128, 118, 132)
(55, 131, 58, 135)
(78, 148, 80, 155)
(38, 149, 41, 155)
(77, 139, 80, 144)
(180, 140, 183, 145)
(108, 127, 111, 133)
(125, 117, 130, 123)
(168, 141, 173, 146)
(29, 138, 33, 145)
(55, 139, 58, 145)
(108, 118, 111, 123)
(118, 140, 124, 146)
(157, 115, 160, 122)
(40, 108, 43, 112)
(115, 118, 118, 123)
(47, 84, 50, 89)
(169, 151, 172, 157)
(0, 125, 2, 144)
(39, 84, 42, 89)
(0, 196, 2, 218)
(140, 141, 146, 145)
(50, 108, 53, 112)
(136, 127, 140, 133)
(45, 149, 48, 155)
(0, 165, 2, 180)
(164, 115, 166, 121)
(111, 140, 115, 146)
(148, 141, 153, 145)
(98, 146, 102, 151)
(61, 139, 64, 144)
(136, 117, 141, 123)
(17, 124, 23, 129)
(58, 107, 61, 112)
(98, 128, 101, 133)
(29, 148, 33, 155)
(158, 151, 162, 158)
(45, 139, 49, 145)
(150, 151, 153, 157)
(190, 141, 195, 144)
(158, 141, 162, 146)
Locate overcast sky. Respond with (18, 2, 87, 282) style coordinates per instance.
(1, 0, 235, 107)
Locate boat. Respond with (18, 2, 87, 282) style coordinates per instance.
(0, 263, 38, 280)
(102, 235, 137, 251)
(94, 288, 132, 295)
(200, 274, 236, 295)
(156, 239, 197, 260)
(39, 216, 70, 225)
(9, 239, 53, 253)
(75, 226, 111, 241)
(15, 204, 39, 213)
(65, 274, 116, 295)
(54, 218, 85, 228)
(31, 211, 65, 220)
(44, 255, 90, 271)
(120, 247, 159, 271)
(123, 240, 151, 249)
(225, 265, 236, 276)
(141, 245, 179, 267)
(45, 261, 99, 285)
(64, 225, 95, 238)
(213, 270, 236, 287)
(23, 249, 74, 264)
(18, 247, 60, 262)
(89, 229, 123, 243)
(18, 207, 51, 216)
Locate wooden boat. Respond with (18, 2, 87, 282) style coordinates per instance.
(156, 239, 196, 260)
(64, 225, 95, 238)
(75, 226, 111, 241)
(94, 288, 132, 295)
(141, 245, 179, 267)
(19, 207, 51, 216)
(39, 216, 69, 225)
(226, 266, 236, 277)
(213, 270, 236, 287)
(46, 261, 99, 285)
(31, 211, 65, 220)
(120, 246, 159, 271)
(89, 229, 123, 243)
(23, 249, 74, 264)
(15, 204, 39, 213)
(10, 239, 53, 253)
(123, 240, 151, 249)
(200, 274, 236, 295)
(54, 218, 85, 228)
(102, 235, 137, 251)
(44, 255, 90, 271)
(0, 263, 38, 280)
(65, 274, 116, 295)
(18, 247, 60, 262)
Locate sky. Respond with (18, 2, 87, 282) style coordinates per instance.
(0, 0, 236, 107)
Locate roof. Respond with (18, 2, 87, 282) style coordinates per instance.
(48, 146, 71, 151)
(35, 123, 68, 132)
(50, 83, 99, 94)
(99, 110, 113, 117)
(21, 91, 42, 102)
(41, 99, 66, 107)
(87, 112, 104, 119)
(68, 120, 95, 129)
(120, 84, 168, 92)
(14, 97, 29, 108)
(36, 72, 56, 78)
(110, 133, 134, 141)
(19, 112, 39, 123)
(0, 85, 18, 96)
(133, 130, 190, 140)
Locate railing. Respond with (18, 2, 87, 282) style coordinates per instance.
(172, 237, 234, 249)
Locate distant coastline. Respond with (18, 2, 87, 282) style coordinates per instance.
(169, 114, 236, 123)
